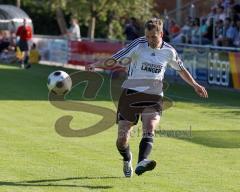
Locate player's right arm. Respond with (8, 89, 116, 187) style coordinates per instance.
(87, 37, 145, 71)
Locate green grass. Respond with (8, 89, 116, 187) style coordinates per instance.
(0, 63, 240, 192)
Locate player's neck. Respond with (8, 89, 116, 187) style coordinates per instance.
(149, 40, 163, 49)
(157, 40, 164, 49)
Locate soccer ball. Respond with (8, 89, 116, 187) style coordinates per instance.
(47, 70, 72, 95)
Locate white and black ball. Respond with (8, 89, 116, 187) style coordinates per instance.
(47, 70, 72, 95)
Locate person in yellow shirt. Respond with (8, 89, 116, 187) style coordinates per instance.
(29, 43, 41, 66)
(16, 46, 23, 61)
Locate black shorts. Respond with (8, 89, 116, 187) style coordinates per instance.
(116, 89, 163, 125)
(18, 39, 29, 51)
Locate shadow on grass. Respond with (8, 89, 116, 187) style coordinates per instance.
(0, 176, 121, 189)
(197, 109, 240, 120)
(155, 130, 240, 148)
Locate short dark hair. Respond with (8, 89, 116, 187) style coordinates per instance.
(144, 18, 163, 32)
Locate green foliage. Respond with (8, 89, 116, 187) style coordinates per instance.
(108, 20, 125, 40)
(21, 1, 61, 35)
(64, 0, 156, 39)
(1, 0, 156, 38)
(0, 0, 15, 4)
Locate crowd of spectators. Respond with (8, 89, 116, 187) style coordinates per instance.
(123, 0, 240, 48)
(168, 0, 240, 47)
(0, 18, 40, 67)
(0, 30, 16, 63)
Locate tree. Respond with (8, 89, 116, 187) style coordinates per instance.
(54, 0, 68, 35)
(16, 0, 21, 7)
(65, 0, 155, 39)
(1, 0, 156, 38)
(21, 0, 63, 35)
(65, 0, 115, 39)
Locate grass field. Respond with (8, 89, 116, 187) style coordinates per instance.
(0, 63, 240, 192)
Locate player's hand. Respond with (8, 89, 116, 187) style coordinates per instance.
(86, 60, 102, 71)
(85, 63, 95, 71)
(194, 84, 208, 98)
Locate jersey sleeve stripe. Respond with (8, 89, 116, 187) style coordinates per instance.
(112, 39, 146, 60)
(163, 42, 174, 49)
(112, 37, 147, 60)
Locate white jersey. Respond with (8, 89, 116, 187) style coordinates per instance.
(112, 36, 184, 95)
(68, 24, 81, 40)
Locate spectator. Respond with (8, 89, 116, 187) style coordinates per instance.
(229, 6, 240, 23)
(215, 19, 224, 45)
(198, 18, 211, 45)
(208, 6, 217, 21)
(16, 18, 32, 69)
(0, 31, 10, 53)
(216, 5, 227, 21)
(163, 26, 170, 42)
(212, 0, 226, 15)
(212, 0, 225, 9)
(0, 31, 17, 63)
(191, 18, 201, 44)
(203, 17, 214, 44)
(233, 20, 240, 46)
(124, 17, 140, 41)
(171, 16, 193, 44)
(169, 19, 181, 38)
(16, 46, 23, 62)
(29, 43, 41, 64)
(217, 17, 237, 46)
(67, 18, 81, 40)
(224, 0, 240, 16)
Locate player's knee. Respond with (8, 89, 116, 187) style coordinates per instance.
(142, 112, 161, 121)
(116, 137, 128, 149)
(142, 131, 155, 138)
(118, 120, 132, 129)
(142, 112, 160, 134)
(143, 124, 157, 136)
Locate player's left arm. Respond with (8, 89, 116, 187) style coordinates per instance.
(178, 67, 208, 98)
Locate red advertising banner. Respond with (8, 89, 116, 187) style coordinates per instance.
(68, 40, 124, 66)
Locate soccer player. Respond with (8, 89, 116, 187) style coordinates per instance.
(16, 18, 33, 69)
(89, 18, 208, 177)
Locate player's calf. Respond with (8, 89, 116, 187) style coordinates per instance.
(136, 132, 156, 175)
(116, 120, 133, 177)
